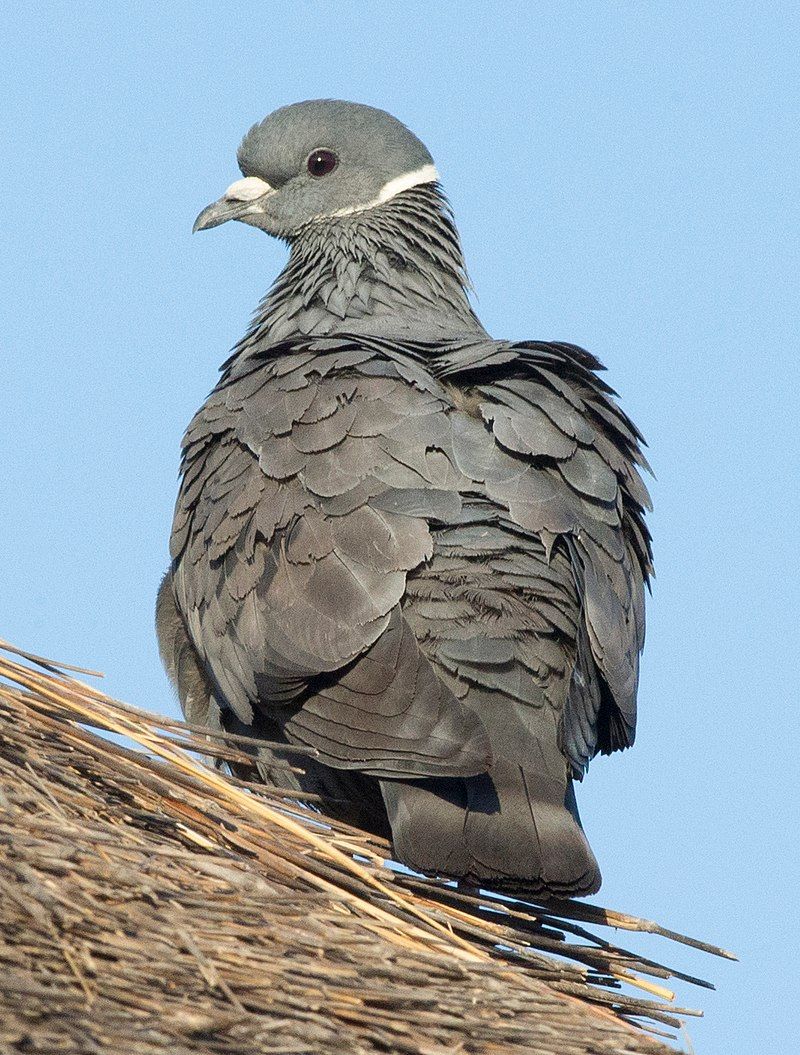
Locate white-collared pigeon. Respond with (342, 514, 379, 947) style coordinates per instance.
(157, 100, 652, 896)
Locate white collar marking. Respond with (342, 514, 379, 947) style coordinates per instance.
(376, 163, 440, 205)
(328, 163, 440, 218)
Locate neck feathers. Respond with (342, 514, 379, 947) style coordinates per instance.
(234, 184, 483, 354)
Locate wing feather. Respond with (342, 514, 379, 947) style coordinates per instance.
(170, 340, 490, 777)
(432, 338, 652, 775)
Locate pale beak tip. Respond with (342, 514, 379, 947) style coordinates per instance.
(192, 203, 219, 234)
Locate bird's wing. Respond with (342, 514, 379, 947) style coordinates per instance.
(433, 338, 653, 775)
(168, 338, 489, 778)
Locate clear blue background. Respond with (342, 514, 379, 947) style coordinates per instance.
(3, 4, 797, 1051)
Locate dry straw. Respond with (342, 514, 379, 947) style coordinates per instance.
(0, 639, 734, 1054)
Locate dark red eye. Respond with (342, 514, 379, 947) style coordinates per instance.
(307, 149, 338, 177)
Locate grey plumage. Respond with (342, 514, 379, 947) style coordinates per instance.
(157, 100, 652, 896)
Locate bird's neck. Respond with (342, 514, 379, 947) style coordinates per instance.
(235, 184, 484, 353)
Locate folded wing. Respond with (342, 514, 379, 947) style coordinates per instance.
(168, 341, 491, 778)
(435, 338, 653, 775)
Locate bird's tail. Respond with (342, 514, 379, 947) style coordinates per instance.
(380, 759, 601, 897)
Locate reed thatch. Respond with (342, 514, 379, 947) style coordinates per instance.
(0, 640, 733, 1054)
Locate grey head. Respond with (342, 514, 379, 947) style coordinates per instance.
(194, 100, 439, 239)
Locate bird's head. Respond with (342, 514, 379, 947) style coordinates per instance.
(193, 100, 439, 240)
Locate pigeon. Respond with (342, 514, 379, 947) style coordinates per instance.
(157, 100, 652, 896)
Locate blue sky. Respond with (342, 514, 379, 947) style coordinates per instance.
(3, 3, 798, 1051)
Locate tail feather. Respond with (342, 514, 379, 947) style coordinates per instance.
(381, 760, 601, 896)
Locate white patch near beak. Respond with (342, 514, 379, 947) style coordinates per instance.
(223, 176, 274, 201)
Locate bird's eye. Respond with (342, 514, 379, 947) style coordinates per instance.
(307, 149, 338, 177)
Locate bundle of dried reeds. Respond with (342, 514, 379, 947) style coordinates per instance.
(0, 640, 733, 1054)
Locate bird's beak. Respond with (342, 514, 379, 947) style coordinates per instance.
(192, 176, 276, 233)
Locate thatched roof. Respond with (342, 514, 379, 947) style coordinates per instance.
(0, 641, 732, 1054)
